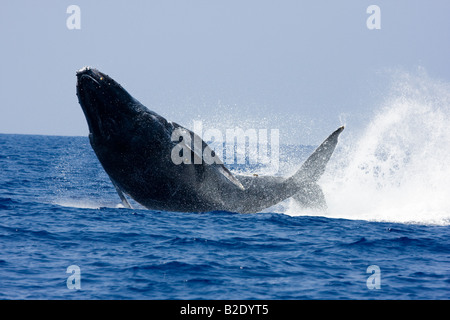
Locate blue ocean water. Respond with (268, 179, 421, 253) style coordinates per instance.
(0, 133, 449, 300)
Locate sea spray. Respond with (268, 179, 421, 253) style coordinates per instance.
(295, 69, 450, 225)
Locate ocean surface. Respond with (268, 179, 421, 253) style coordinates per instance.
(1, 131, 449, 300)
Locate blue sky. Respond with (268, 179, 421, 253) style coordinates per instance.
(1, 1, 450, 144)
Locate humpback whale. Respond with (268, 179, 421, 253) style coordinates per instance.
(76, 67, 343, 213)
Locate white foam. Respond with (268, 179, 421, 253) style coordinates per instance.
(309, 69, 450, 225)
(53, 199, 121, 210)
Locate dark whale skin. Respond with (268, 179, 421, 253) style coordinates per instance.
(76, 67, 343, 213)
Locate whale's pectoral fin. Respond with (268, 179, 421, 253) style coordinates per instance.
(109, 177, 133, 209)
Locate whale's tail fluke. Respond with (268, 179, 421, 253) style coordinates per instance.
(288, 126, 344, 210)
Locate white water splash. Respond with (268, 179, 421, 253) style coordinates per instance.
(52, 199, 124, 210)
(290, 69, 450, 225)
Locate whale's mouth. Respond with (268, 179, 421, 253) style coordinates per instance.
(76, 66, 114, 103)
(79, 74, 100, 87)
(76, 66, 105, 86)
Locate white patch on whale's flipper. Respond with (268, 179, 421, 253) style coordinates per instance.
(109, 177, 133, 209)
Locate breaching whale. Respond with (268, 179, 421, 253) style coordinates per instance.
(76, 67, 343, 213)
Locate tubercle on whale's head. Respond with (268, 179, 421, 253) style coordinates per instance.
(76, 66, 147, 139)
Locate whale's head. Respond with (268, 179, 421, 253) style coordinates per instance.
(76, 67, 146, 139)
